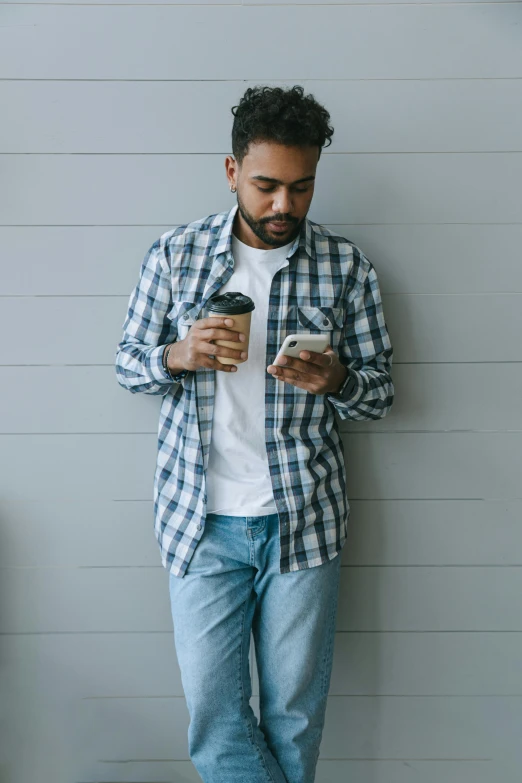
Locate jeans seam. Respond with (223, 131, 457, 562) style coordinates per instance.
(238, 581, 278, 783)
(321, 564, 340, 697)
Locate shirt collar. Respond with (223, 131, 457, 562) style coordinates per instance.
(210, 202, 313, 261)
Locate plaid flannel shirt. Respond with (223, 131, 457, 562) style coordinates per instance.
(115, 204, 394, 578)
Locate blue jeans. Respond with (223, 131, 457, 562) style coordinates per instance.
(168, 512, 342, 783)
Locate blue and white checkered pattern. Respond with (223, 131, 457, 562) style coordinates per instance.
(115, 204, 394, 578)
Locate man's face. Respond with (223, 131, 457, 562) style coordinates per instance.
(225, 141, 319, 250)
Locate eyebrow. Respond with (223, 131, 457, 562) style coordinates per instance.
(251, 175, 316, 185)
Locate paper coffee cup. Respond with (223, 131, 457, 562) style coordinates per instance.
(206, 291, 255, 365)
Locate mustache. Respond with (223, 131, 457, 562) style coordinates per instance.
(263, 217, 297, 224)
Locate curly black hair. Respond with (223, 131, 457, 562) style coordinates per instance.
(231, 84, 334, 166)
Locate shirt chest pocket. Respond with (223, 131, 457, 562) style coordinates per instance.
(296, 305, 344, 332)
(296, 305, 345, 353)
(167, 300, 205, 340)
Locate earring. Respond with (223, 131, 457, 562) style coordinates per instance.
(230, 185, 236, 192)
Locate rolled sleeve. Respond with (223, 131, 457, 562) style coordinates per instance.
(327, 256, 394, 421)
(115, 242, 181, 395)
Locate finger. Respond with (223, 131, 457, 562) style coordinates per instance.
(202, 345, 245, 370)
(199, 316, 235, 328)
(268, 365, 305, 384)
(207, 356, 238, 372)
(271, 352, 325, 375)
(299, 348, 336, 366)
(200, 338, 246, 356)
(268, 367, 315, 392)
(197, 316, 242, 337)
(213, 360, 238, 372)
(268, 366, 296, 381)
(199, 324, 243, 342)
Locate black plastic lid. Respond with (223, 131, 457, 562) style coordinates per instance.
(206, 291, 255, 315)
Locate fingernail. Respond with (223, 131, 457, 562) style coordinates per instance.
(239, 333, 246, 342)
(225, 318, 234, 326)
(241, 352, 247, 359)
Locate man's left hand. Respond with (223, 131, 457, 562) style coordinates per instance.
(267, 344, 348, 395)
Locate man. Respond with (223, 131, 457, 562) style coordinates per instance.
(115, 84, 394, 783)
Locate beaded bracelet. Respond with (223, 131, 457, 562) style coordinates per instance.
(162, 344, 187, 382)
(161, 344, 174, 379)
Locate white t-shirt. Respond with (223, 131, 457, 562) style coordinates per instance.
(205, 231, 294, 516)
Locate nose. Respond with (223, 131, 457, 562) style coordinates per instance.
(272, 189, 294, 216)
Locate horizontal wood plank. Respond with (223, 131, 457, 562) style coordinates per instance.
(1, 498, 520, 568)
(2, 152, 522, 225)
(69, 694, 522, 765)
(1, 364, 521, 434)
(2, 78, 521, 154)
(1, 565, 521, 633)
(0, 432, 519, 501)
(1, 5, 520, 80)
(3, 630, 522, 699)
(77, 759, 518, 783)
(2, 224, 522, 296)
(1, 293, 521, 365)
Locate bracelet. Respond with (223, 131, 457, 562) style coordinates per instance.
(162, 344, 174, 380)
(162, 344, 174, 378)
(162, 344, 188, 383)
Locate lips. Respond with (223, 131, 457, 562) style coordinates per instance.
(268, 222, 289, 231)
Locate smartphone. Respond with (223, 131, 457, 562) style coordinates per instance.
(274, 332, 330, 364)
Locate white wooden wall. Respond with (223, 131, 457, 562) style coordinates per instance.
(1, 2, 521, 782)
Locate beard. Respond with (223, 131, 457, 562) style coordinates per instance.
(235, 191, 304, 248)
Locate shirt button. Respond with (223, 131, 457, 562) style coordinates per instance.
(197, 524, 202, 531)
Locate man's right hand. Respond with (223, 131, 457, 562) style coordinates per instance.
(165, 316, 248, 374)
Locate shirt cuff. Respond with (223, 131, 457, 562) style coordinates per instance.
(326, 367, 364, 405)
(145, 345, 178, 384)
